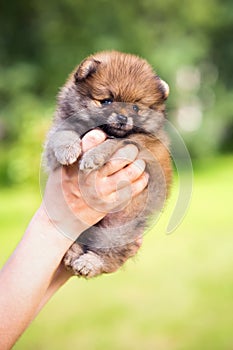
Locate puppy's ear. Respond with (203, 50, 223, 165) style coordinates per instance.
(160, 79, 170, 99)
(155, 75, 170, 100)
(75, 59, 101, 82)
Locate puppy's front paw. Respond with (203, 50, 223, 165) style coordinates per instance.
(55, 140, 81, 165)
(79, 150, 107, 171)
(79, 138, 119, 172)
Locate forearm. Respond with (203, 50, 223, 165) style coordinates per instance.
(0, 207, 77, 350)
(36, 263, 72, 315)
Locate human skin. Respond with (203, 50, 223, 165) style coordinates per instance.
(0, 129, 148, 350)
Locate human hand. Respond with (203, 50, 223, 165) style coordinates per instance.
(42, 129, 148, 241)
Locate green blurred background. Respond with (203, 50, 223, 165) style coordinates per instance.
(0, 1, 232, 349)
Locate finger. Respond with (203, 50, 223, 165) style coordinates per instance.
(78, 170, 149, 216)
(81, 129, 107, 152)
(106, 172, 149, 210)
(111, 159, 146, 189)
(100, 159, 146, 196)
(106, 180, 133, 212)
(131, 172, 149, 197)
(100, 144, 139, 177)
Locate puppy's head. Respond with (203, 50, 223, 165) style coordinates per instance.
(74, 51, 169, 108)
(60, 51, 169, 136)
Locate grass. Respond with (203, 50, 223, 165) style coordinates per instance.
(0, 155, 232, 350)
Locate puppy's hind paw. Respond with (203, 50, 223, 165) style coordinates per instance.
(72, 252, 104, 278)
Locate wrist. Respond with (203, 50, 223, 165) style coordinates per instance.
(30, 202, 95, 252)
(27, 205, 74, 253)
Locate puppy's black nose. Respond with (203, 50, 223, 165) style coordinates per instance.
(117, 114, 128, 124)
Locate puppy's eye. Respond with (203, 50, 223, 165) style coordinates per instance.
(100, 98, 113, 105)
(133, 104, 139, 112)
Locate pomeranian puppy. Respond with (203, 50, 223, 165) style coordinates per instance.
(44, 51, 172, 278)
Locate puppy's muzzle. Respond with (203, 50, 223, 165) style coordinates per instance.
(117, 114, 128, 125)
(109, 113, 133, 130)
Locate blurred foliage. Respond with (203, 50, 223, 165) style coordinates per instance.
(0, 0, 233, 186)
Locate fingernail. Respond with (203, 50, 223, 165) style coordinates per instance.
(144, 172, 149, 182)
(115, 144, 137, 160)
(95, 129, 107, 140)
(133, 159, 146, 170)
(124, 144, 138, 158)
